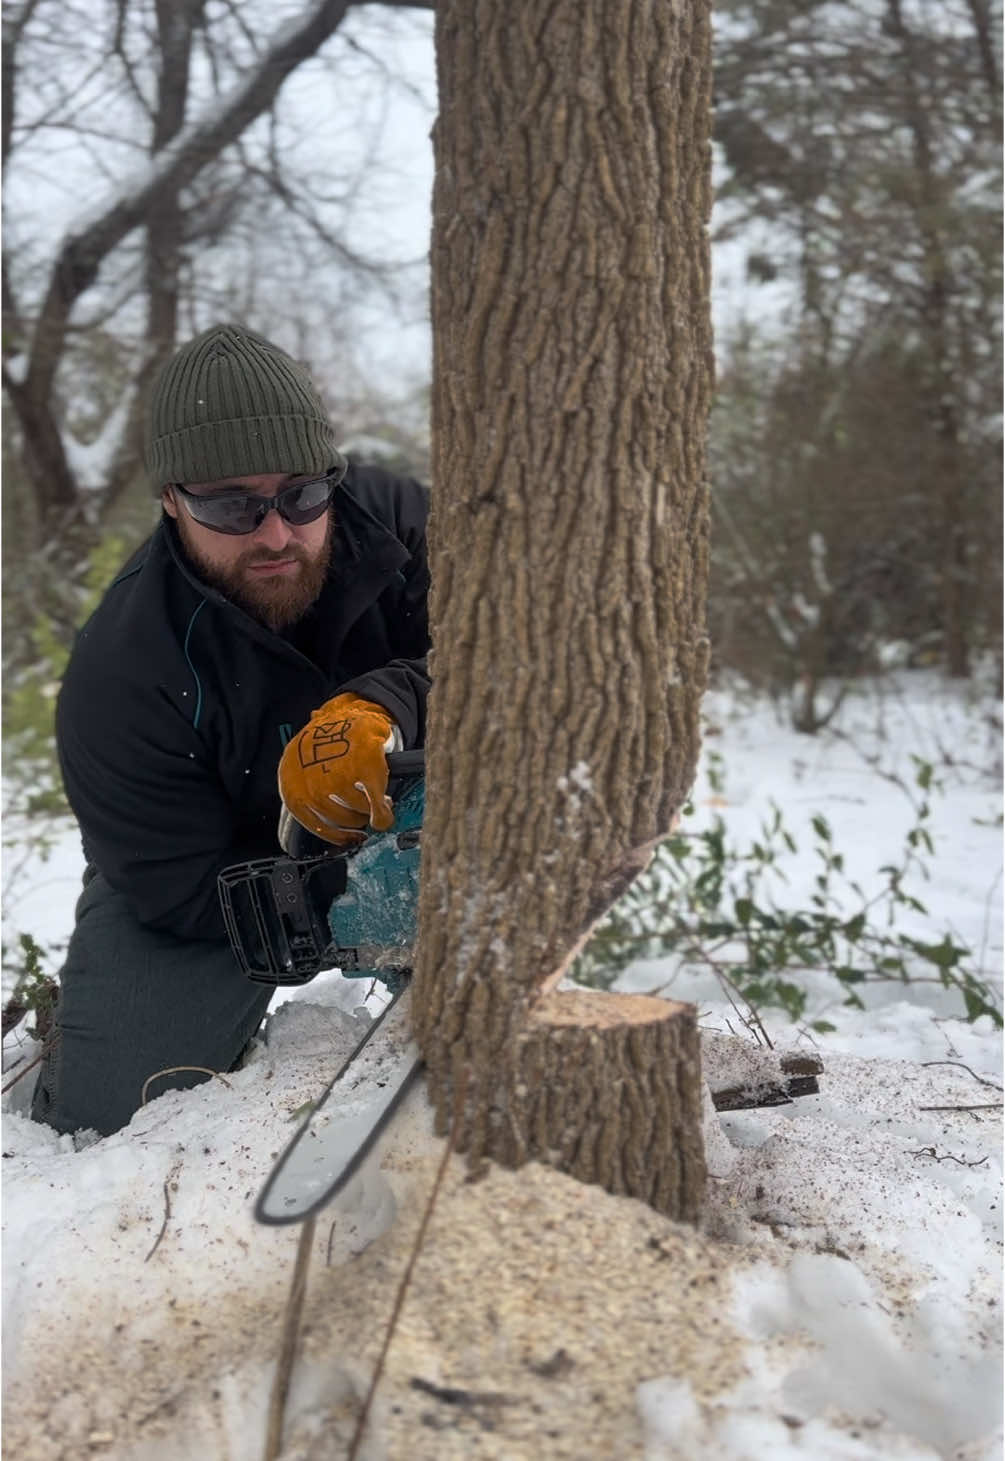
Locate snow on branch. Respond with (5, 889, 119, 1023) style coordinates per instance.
(808, 531, 832, 597)
(63, 389, 135, 490)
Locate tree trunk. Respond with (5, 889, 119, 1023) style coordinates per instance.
(2, 369, 81, 528)
(964, 0, 1002, 117)
(100, 0, 203, 517)
(885, 0, 972, 679)
(415, 0, 713, 1222)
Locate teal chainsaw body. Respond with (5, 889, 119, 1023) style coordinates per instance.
(324, 776, 422, 990)
(218, 765, 423, 990)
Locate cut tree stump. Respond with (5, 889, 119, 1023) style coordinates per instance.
(444, 988, 707, 1223)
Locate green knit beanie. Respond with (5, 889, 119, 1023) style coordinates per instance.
(144, 323, 346, 486)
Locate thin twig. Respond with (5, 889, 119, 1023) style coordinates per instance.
(920, 1061, 1003, 1091)
(978, 868, 1002, 980)
(2, 1000, 28, 1039)
(346, 1069, 469, 1461)
(1, 1044, 51, 1094)
(263, 1215, 317, 1461)
(144, 1177, 173, 1262)
(0, 1051, 45, 1098)
(140, 1066, 233, 1105)
(907, 1146, 989, 1168)
(917, 1103, 1001, 1113)
(713, 967, 774, 1049)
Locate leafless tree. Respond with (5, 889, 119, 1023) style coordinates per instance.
(712, 0, 1001, 684)
(2, 0, 434, 548)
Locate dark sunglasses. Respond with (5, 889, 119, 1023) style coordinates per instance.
(172, 464, 345, 536)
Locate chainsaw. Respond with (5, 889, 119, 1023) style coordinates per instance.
(218, 750, 425, 1226)
(218, 749, 424, 992)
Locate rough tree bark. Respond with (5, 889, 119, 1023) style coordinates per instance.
(414, 0, 713, 1222)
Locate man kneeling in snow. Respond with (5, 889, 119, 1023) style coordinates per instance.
(32, 324, 429, 1137)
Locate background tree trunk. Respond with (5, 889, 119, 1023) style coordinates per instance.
(885, 0, 972, 679)
(99, 0, 206, 517)
(415, 0, 713, 1222)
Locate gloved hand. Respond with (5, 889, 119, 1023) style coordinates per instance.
(277, 693, 402, 849)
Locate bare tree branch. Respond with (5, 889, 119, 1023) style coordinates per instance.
(2, 0, 47, 171)
(25, 1, 354, 403)
(9, 0, 383, 527)
(112, 0, 156, 121)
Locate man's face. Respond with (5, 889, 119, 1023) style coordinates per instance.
(163, 472, 333, 632)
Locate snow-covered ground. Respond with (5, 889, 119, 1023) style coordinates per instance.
(2, 672, 1002, 1460)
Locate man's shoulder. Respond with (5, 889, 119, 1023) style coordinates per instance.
(340, 462, 429, 541)
(64, 527, 202, 679)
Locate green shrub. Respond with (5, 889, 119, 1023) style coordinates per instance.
(3, 534, 128, 817)
(571, 758, 1002, 1030)
(2, 933, 59, 1041)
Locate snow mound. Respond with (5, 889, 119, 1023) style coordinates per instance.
(2, 990, 1001, 1461)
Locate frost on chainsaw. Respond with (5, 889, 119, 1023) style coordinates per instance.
(414, 0, 713, 1223)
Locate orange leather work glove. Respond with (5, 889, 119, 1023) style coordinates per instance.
(277, 693, 402, 848)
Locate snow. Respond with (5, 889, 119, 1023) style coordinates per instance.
(704, 1049, 1002, 1455)
(3, 352, 28, 385)
(62, 390, 136, 490)
(2, 672, 1002, 1459)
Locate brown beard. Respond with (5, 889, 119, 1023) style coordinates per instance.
(174, 512, 334, 631)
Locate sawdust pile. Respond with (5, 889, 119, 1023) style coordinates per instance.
(4, 1085, 761, 1461)
(292, 1152, 755, 1459)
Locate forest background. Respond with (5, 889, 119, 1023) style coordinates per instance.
(2, 0, 1001, 893)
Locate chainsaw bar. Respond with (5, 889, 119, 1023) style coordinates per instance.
(255, 980, 421, 1225)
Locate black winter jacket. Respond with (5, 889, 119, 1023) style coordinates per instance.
(56, 465, 430, 941)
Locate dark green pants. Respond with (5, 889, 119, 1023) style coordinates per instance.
(31, 871, 273, 1137)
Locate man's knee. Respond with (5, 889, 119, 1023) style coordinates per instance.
(31, 876, 270, 1138)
